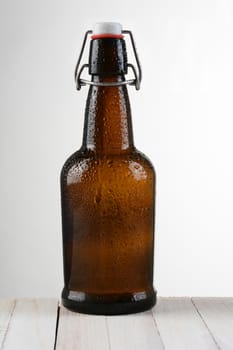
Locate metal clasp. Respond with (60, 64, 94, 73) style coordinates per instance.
(74, 30, 142, 91)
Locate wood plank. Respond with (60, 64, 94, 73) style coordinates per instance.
(193, 297, 233, 350)
(0, 299, 15, 348)
(152, 297, 219, 350)
(56, 305, 109, 350)
(106, 310, 164, 350)
(2, 299, 58, 350)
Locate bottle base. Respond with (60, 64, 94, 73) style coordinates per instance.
(61, 287, 157, 315)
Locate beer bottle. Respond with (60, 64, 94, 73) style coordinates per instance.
(61, 22, 157, 315)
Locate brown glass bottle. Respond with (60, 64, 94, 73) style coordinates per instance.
(61, 31, 157, 315)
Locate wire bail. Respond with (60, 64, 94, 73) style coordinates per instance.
(74, 30, 142, 91)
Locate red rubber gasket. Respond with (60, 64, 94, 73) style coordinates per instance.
(91, 33, 124, 39)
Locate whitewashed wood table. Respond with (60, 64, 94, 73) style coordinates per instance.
(0, 298, 233, 349)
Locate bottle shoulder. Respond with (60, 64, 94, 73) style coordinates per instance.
(61, 148, 155, 187)
(60, 149, 88, 179)
(131, 149, 156, 175)
(61, 149, 155, 171)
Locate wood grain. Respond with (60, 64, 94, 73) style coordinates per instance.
(107, 310, 165, 350)
(152, 297, 219, 350)
(0, 299, 15, 349)
(2, 299, 58, 350)
(193, 297, 233, 350)
(56, 305, 109, 350)
(1, 298, 233, 349)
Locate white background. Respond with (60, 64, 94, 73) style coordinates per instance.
(1, 0, 233, 298)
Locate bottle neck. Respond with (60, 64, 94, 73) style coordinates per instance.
(82, 75, 134, 155)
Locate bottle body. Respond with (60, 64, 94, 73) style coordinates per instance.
(61, 149, 156, 314)
(61, 32, 156, 314)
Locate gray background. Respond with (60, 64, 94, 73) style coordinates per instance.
(1, 0, 233, 297)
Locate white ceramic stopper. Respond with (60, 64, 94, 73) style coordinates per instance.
(92, 22, 122, 35)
